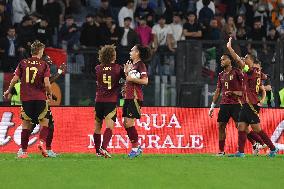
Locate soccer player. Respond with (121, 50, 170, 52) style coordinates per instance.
(209, 54, 244, 156)
(123, 44, 151, 158)
(43, 56, 66, 157)
(3, 40, 52, 158)
(227, 37, 278, 157)
(14, 54, 66, 158)
(93, 45, 124, 158)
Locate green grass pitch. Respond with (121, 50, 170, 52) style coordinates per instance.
(0, 154, 283, 189)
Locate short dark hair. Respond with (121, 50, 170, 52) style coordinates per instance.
(98, 45, 116, 65)
(124, 17, 132, 21)
(135, 44, 151, 62)
(126, 0, 134, 5)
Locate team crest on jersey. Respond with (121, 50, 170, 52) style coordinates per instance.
(229, 75, 233, 80)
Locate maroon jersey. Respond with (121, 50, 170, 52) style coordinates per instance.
(15, 57, 50, 101)
(243, 67, 262, 104)
(217, 68, 244, 104)
(95, 63, 124, 102)
(125, 61, 148, 101)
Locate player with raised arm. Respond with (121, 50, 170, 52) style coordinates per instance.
(209, 54, 244, 156)
(93, 45, 124, 158)
(3, 40, 52, 158)
(123, 44, 151, 158)
(226, 37, 278, 157)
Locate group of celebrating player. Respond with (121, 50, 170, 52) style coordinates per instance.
(209, 37, 278, 157)
(3, 36, 278, 158)
(3, 40, 150, 159)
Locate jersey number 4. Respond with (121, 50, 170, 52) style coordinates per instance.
(26, 67, 38, 84)
(103, 74, 112, 89)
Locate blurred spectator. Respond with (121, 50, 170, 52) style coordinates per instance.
(151, 15, 174, 75)
(250, 18, 265, 38)
(0, 2, 12, 38)
(118, 0, 135, 28)
(43, 0, 62, 42)
(30, 0, 47, 14)
(99, 15, 121, 46)
(12, 0, 30, 25)
(204, 18, 221, 40)
(237, 0, 254, 27)
(80, 13, 101, 76)
(276, 19, 284, 39)
(65, 0, 83, 15)
(236, 14, 249, 40)
(80, 13, 101, 48)
(247, 18, 267, 65)
(97, 0, 114, 19)
(169, 13, 184, 48)
(59, 15, 80, 50)
(119, 16, 139, 64)
(120, 17, 139, 48)
(267, 26, 279, 42)
(135, 15, 152, 47)
(17, 15, 36, 51)
(254, 0, 272, 28)
(222, 15, 236, 40)
(163, 0, 181, 24)
(34, 17, 52, 46)
(198, 0, 214, 27)
(87, 0, 101, 9)
(183, 12, 202, 40)
(134, 0, 155, 27)
(196, 0, 215, 18)
(0, 26, 24, 72)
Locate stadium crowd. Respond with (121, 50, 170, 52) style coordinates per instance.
(0, 0, 284, 75)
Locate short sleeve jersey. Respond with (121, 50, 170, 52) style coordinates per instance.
(125, 61, 148, 101)
(217, 68, 244, 104)
(15, 57, 50, 101)
(95, 63, 124, 102)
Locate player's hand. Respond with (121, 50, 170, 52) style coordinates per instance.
(225, 91, 233, 96)
(47, 93, 53, 101)
(209, 108, 214, 118)
(59, 63, 67, 73)
(227, 37, 232, 48)
(126, 75, 134, 82)
(3, 90, 11, 99)
(258, 100, 264, 107)
(124, 60, 133, 74)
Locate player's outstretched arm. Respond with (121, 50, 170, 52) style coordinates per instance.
(3, 75, 19, 99)
(226, 37, 245, 69)
(50, 64, 66, 83)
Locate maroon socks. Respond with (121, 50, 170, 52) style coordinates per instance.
(21, 129, 30, 151)
(126, 126, 139, 148)
(238, 131, 247, 153)
(102, 128, 112, 150)
(219, 140, 225, 152)
(93, 133, 101, 153)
